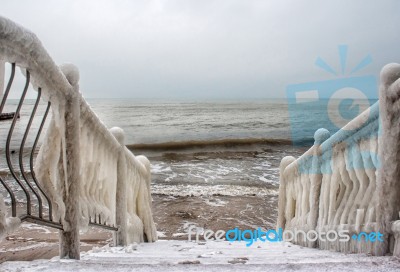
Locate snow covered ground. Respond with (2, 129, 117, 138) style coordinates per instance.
(1, 240, 400, 271)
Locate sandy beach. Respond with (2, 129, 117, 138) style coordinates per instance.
(0, 141, 303, 263)
(0, 192, 278, 263)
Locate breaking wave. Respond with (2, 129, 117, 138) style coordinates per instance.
(127, 138, 305, 152)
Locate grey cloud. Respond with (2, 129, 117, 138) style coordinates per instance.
(2, 0, 400, 99)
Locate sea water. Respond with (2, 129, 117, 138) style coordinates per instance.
(1, 98, 366, 197)
(87, 99, 305, 196)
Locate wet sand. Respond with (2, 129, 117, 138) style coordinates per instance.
(0, 142, 301, 263)
(0, 193, 278, 263)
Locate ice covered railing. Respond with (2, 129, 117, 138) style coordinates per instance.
(0, 16, 156, 259)
(278, 63, 400, 257)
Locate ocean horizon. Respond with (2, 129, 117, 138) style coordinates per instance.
(0, 98, 375, 195)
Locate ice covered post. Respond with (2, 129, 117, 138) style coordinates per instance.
(111, 127, 128, 246)
(308, 129, 330, 241)
(277, 128, 330, 247)
(376, 63, 400, 256)
(58, 64, 82, 259)
(277, 156, 295, 230)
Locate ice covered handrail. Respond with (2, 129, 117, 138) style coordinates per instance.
(0, 16, 121, 150)
(0, 16, 73, 100)
(282, 102, 379, 175)
(278, 115, 380, 252)
(0, 15, 157, 259)
(278, 63, 400, 257)
(278, 106, 380, 252)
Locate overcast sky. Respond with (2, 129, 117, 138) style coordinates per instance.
(2, 0, 400, 99)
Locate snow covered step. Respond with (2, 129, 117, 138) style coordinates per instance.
(1, 240, 400, 271)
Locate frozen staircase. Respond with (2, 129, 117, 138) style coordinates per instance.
(1, 240, 400, 271)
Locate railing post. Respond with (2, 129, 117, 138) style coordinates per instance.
(110, 127, 128, 246)
(309, 128, 330, 247)
(277, 156, 295, 230)
(376, 63, 400, 256)
(0, 60, 5, 98)
(59, 64, 81, 259)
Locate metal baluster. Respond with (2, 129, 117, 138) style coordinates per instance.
(30, 100, 52, 220)
(0, 63, 18, 217)
(5, 70, 32, 215)
(0, 63, 15, 114)
(19, 88, 44, 218)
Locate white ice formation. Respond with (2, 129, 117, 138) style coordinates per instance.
(0, 15, 157, 253)
(278, 63, 400, 257)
